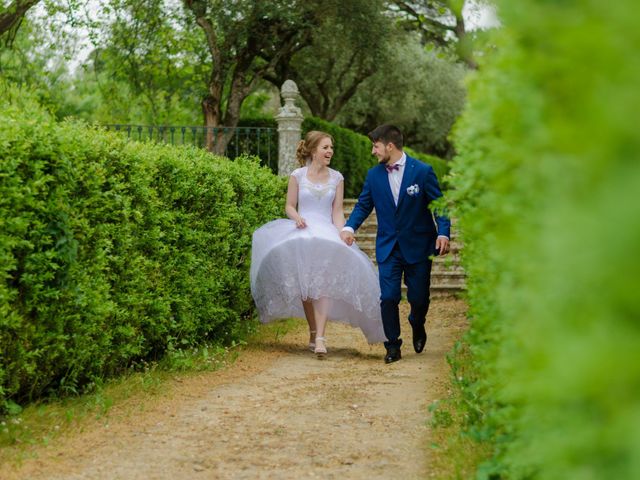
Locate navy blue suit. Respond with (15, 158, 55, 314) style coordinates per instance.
(345, 155, 450, 349)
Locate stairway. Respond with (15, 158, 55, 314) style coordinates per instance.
(344, 199, 466, 295)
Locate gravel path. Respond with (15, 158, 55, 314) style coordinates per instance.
(4, 298, 467, 480)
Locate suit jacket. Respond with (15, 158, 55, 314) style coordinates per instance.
(346, 155, 451, 264)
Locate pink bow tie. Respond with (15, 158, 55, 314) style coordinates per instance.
(385, 163, 400, 173)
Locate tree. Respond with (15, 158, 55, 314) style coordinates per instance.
(267, 0, 393, 121)
(182, 0, 318, 153)
(388, 0, 479, 68)
(0, 0, 40, 41)
(89, 0, 208, 125)
(0, 2, 82, 118)
(337, 35, 466, 158)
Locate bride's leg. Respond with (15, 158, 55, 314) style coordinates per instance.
(313, 297, 330, 356)
(302, 299, 317, 348)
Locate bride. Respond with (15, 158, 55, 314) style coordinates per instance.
(250, 130, 386, 357)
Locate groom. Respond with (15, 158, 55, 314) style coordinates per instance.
(340, 125, 451, 364)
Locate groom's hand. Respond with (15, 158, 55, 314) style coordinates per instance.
(436, 236, 450, 256)
(340, 230, 355, 246)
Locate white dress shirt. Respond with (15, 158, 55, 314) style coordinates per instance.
(387, 153, 406, 206)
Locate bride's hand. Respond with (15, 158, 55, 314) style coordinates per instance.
(295, 217, 307, 228)
(340, 230, 355, 246)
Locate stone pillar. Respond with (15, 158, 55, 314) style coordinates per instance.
(275, 80, 304, 176)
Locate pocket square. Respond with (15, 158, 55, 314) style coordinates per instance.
(406, 184, 420, 196)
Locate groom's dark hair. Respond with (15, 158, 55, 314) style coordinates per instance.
(368, 125, 403, 150)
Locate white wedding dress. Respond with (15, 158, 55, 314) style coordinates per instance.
(250, 166, 386, 343)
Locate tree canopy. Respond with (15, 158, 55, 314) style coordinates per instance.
(1, 0, 473, 157)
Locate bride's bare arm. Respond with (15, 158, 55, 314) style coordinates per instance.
(285, 176, 306, 228)
(332, 180, 346, 229)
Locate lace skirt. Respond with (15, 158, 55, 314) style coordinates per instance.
(250, 217, 386, 344)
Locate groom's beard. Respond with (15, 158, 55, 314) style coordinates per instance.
(378, 153, 391, 164)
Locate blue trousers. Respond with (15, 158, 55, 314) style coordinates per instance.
(377, 243, 432, 349)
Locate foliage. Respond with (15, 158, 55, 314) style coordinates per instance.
(336, 35, 467, 159)
(303, 116, 448, 198)
(270, 0, 393, 121)
(448, 0, 640, 478)
(427, 336, 494, 478)
(0, 8, 79, 117)
(0, 82, 286, 412)
(87, 0, 207, 125)
(404, 147, 448, 187)
(2, 1, 467, 163)
(387, 0, 482, 68)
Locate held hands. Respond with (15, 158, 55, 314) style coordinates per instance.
(435, 236, 450, 256)
(340, 230, 355, 246)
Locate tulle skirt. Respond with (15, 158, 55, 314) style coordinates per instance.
(250, 215, 386, 344)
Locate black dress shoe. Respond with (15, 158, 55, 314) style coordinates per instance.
(384, 348, 402, 364)
(412, 325, 427, 353)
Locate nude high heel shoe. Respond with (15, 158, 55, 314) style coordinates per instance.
(314, 336, 327, 358)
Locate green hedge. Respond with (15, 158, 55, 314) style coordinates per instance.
(0, 84, 286, 410)
(448, 1, 640, 478)
(303, 117, 448, 197)
(404, 147, 448, 188)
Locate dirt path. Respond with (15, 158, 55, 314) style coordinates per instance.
(4, 298, 467, 480)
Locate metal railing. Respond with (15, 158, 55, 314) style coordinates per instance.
(103, 124, 278, 173)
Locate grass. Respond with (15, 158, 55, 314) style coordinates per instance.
(426, 337, 493, 479)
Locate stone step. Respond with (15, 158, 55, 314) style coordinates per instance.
(354, 237, 463, 253)
(433, 268, 463, 276)
(345, 217, 460, 241)
(430, 285, 467, 296)
(431, 285, 467, 292)
(355, 247, 463, 261)
(431, 265, 465, 275)
(431, 273, 466, 284)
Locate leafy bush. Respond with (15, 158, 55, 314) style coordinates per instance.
(448, 1, 640, 478)
(404, 147, 448, 189)
(303, 116, 449, 197)
(0, 82, 286, 410)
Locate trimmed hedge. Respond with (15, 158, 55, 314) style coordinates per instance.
(303, 117, 449, 197)
(0, 84, 286, 409)
(448, 1, 640, 478)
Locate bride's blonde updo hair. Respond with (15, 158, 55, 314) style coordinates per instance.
(295, 130, 334, 167)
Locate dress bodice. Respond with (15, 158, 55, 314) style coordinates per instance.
(291, 167, 344, 223)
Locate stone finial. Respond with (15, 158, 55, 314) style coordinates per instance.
(275, 80, 304, 176)
(280, 80, 301, 111)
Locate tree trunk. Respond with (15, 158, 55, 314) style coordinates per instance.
(201, 79, 251, 156)
(0, 0, 40, 38)
(454, 14, 477, 69)
(201, 95, 218, 153)
(202, 98, 235, 156)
